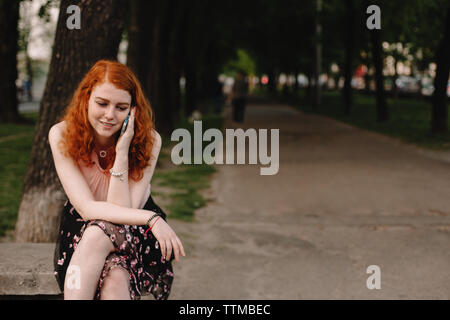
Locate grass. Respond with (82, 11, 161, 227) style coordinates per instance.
(153, 163, 216, 221)
(0, 112, 37, 237)
(154, 112, 224, 221)
(269, 89, 450, 150)
(0, 110, 223, 237)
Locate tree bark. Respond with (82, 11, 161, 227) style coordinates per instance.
(15, 0, 126, 242)
(431, 5, 450, 134)
(343, 0, 355, 115)
(0, 0, 22, 123)
(183, 0, 209, 117)
(135, 0, 185, 135)
(370, 28, 389, 122)
(314, 0, 322, 109)
(268, 68, 278, 94)
(391, 55, 399, 99)
(126, 0, 153, 90)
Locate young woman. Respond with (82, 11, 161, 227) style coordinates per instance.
(49, 60, 185, 300)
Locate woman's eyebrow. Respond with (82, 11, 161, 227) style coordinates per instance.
(95, 96, 130, 106)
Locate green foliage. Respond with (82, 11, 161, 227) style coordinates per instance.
(222, 49, 257, 76)
(37, 0, 59, 22)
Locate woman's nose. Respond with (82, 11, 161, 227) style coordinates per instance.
(104, 105, 115, 120)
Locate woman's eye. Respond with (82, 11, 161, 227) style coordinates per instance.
(118, 107, 128, 111)
(97, 102, 107, 106)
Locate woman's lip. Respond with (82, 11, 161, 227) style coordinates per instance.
(100, 121, 115, 126)
(100, 121, 115, 129)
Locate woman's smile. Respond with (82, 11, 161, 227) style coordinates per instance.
(99, 120, 116, 130)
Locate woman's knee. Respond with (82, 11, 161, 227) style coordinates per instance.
(100, 267, 131, 299)
(79, 224, 114, 253)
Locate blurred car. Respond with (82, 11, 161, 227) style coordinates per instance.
(421, 83, 434, 96)
(395, 76, 420, 94)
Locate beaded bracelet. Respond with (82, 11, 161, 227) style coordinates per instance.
(109, 168, 128, 182)
(145, 216, 161, 234)
(146, 212, 160, 227)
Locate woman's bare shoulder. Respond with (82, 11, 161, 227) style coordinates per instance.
(49, 121, 67, 145)
(53, 120, 67, 131)
(151, 128, 162, 146)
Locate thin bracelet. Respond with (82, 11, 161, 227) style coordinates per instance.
(146, 213, 160, 227)
(150, 216, 161, 229)
(109, 168, 128, 181)
(145, 216, 161, 234)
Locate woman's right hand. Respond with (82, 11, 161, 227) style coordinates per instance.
(151, 218, 186, 262)
(116, 107, 136, 154)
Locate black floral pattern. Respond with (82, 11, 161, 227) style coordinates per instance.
(53, 196, 174, 300)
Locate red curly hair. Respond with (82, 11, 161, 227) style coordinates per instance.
(59, 60, 155, 181)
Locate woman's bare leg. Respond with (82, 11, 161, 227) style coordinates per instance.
(99, 266, 132, 300)
(64, 225, 115, 300)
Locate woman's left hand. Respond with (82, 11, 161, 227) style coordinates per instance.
(151, 218, 186, 262)
(116, 107, 136, 154)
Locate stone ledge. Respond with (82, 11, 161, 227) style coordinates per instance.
(0, 243, 60, 295)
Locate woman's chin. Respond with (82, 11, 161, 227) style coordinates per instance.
(95, 127, 119, 140)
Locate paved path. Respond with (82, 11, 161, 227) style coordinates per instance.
(167, 100, 450, 299)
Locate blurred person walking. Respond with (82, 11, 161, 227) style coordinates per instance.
(230, 71, 248, 123)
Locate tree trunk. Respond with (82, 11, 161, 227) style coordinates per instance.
(392, 55, 399, 99)
(183, 0, 209, 117)
(431, 5, 450, 134)
(306, 72, 312, 104)
(142, 0, 184, 135)
(15, 0, 126, 242)
(343, 0, 355, 115)
(25, 53, 34, 102)
(126, 0, 153, 90)
(0, 0, 22, 123)
(293, 71, 299, 95)
(314, 0, 322, 109)
(268, 68, 278, 93)
(364, 64, 371, 94)
(370, 28, 389, 122)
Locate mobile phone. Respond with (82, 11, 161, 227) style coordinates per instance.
(120, 112, 130, 136)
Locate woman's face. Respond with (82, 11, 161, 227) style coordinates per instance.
(87, 81, 132, 146)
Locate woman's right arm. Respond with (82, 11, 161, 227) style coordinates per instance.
(48, 123, 152, 225)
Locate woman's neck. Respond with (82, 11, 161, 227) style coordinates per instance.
(93, 134, 115, 150)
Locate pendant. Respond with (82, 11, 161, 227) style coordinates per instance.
(99, 150, 107, 158)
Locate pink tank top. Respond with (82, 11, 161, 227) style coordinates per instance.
(77, 151, 151, 209)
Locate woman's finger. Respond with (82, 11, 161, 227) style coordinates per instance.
(171, 238, 180, 262)
(165, 239, 172, 261)
(159, 240, 166, 260)
(176, 237, 186, 257)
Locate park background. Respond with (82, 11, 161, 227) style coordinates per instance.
(0, 0, 449, 299)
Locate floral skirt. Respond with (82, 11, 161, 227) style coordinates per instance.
(53, 195, 174, 300)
